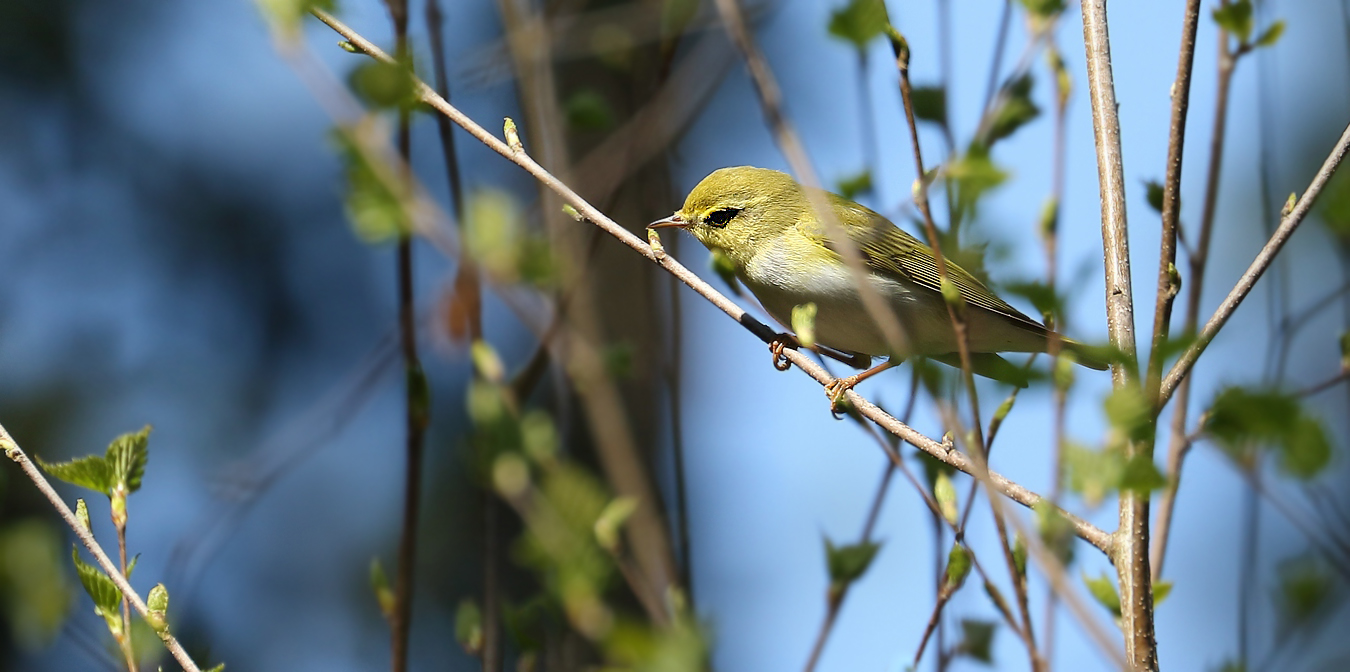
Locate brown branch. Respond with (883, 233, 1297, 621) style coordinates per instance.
(1078, 0, 1156, 668)
(307, 7, 1114, 557)
(1158, 120, 1350, 406)
(1151, 25, 1238, 582)
(0, 426, 204, 672)
(1144, 0, 1202, 396)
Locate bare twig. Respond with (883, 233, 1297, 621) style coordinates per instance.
(307, 8, 1114, 556)
(1078, 0, 1156, 667)
(0, 425, 204, 672)
(1144, 0, 1202, 397)
(1150, 0, 1225, 584)
(1158, 120, 1350, 406)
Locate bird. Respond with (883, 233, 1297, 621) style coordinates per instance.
(648, 166, 1107, 402)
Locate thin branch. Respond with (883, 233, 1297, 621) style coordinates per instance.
(1078, 0, 1155, 668)
(1144, 0, 1202, 397)
(1158, 120, 1350, 406)
(0, 426, 204, 672)
(307, 9, 1114, 557)
(1151, 2, 1236, 583)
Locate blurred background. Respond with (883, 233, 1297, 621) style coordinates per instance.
(0, 0, 1348, 670)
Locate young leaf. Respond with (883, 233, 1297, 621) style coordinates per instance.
(1144, 179, 1165, 213)
(36, 455, 111, 496)
(455, 598, 485, 655)
(1017, 0, 1066, 20)
(565, 90, 615, 132)
(1035, 501, 1075, 567)
(1083, 572, 1122, 617)
(1204, 386, 1332, 479)
(934, 472, 959, 525)
(836, 170, 873, 201)
(944, 543, 972, 591)
(910, 86, 948, 125)
(348, 61, 417, 110)
(146, 583, 169, 633)
(1152, 580, 1174, 608)
(1212, 0, 1254, 43)
(981, 74, 1039, 147)
(825, 537, 882, 586)
(1254, 19, 1285, 47)
(1120, 454, 1167, 494)
(956, 619, 997, 663)
(71, 546, 121, 617)
(334, 127, 409, 244)
(370, 558, 395, 620)
(106, 425, 150, 495)
(792, 302, 818, 350)
(594, 497, 639, 552)
(827, 0, 888, 50)
(1104, 384, 1153, 444)
(1063, 442, 1124, 507)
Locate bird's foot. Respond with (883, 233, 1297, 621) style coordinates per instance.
(769, 334, 799, 371)
(825, 374, 861, 417)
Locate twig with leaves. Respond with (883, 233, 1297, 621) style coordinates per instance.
(0, 423, 209, 672)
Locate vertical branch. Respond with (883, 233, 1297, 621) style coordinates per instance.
(1144, 0, 1202, 395)
(114, 511, 136, 672)
(1151, 22, 1237, 580)
(1078, 0, 1154, 669)
(424, 2, 497, 668)
(383, 0, 425, 669)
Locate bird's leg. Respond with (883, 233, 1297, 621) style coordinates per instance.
(825, 359, 899, 413)
(768, 333, 800, 371)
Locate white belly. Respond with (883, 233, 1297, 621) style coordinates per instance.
(742, 245, 953, 357)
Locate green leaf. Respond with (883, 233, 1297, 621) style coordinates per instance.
(1035, 501, 1074, 567)
(827, 0, 888, 50)
(1002, 281, 1064, 323)
(106, 425, 150, 495)
(455, 598, 485, 654)
(254, 0, 334, 37)
(593, 497, 639, 552)
(1017, 0, 1066, 20)
(825, 537, 882, 585)
(465, 189, 527, 281)
(146, 583, 169, 633)
(911, 86, 948, 125)
(934, 472, 959, 525)
(1204, 386, 1332, 479)
(1039, 196, 1059, 237)
(1144, 179, 1165, 213)
(71, 546, 121, 616)
(948, 147, 1009, 215)
(1120, 454, 1167, 494)
(1063, 442, 1125, 507)
(370, 558, 395, 620)
(957, 619, 997, 663)
(520, 411, 559, 463)
(564, 90, 615, 132)
(1274, 554, 1339, 635)
(334, 127, 409, 244)
(1104, 384, 1153, 444)
(1012, 534, 1028, 578)
(1083, 572, 1121, 617)
(204, 664, 226, 672)
(1253, 19, 1284, 48)
(1212, 0, 1254, 43)
(1152, 580, 1174, 607)
(36, 454, 111, 496)
(944, 543, 972, 590)
(1321, 169, 1350, 244)
(836, 170, 873, 201)
(792, 302, 818, 349)
(348, 61, 417, 110)
(981, 74, 1039, 147)
(708, 248, 741, 293)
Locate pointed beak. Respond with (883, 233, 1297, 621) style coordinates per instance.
(647, 214, 687, 229)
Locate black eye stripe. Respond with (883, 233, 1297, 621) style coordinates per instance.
(705, 207, 741, 227)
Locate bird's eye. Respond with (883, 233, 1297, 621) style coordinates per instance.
(704, 207, 741, 228)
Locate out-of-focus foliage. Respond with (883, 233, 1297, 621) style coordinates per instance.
(1204, 387, 1332, 478)
(0, 522, 69, 648)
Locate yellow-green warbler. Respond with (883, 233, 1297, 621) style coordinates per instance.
(649, 166, 1107, 398)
